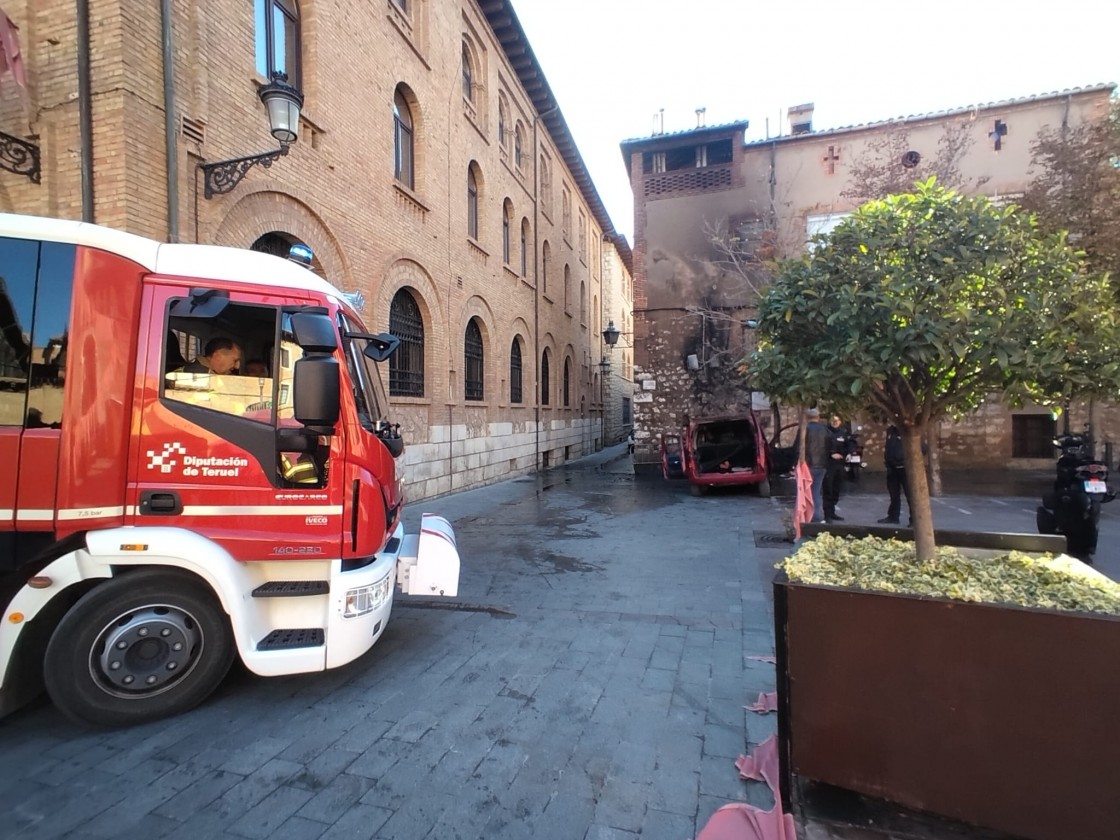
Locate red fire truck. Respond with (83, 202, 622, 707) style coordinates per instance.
(0, 213, 460, 726)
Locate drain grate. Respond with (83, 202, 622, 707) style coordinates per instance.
(754, 530, 794, 547)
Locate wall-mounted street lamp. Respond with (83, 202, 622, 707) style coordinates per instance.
(602, 320, 633, 352)
(201, 72, 304, 199)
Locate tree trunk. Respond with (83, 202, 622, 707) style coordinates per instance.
(925, 421, 942, 497)
(904, 423, 936, 562)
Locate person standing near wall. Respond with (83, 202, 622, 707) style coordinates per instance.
(804, 408, 829, 524)
(879, 424, 912, 525)
(822, 414, 849, 522)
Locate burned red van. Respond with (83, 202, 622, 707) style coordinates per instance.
(681, 413, 770, 496)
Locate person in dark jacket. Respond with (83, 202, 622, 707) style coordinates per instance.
(822, 414, 850, 522)
(878, 424, 912, 524)
(804, 408, 829, 523)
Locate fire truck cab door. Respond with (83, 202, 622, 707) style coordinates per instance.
(130, 283, 343, 563)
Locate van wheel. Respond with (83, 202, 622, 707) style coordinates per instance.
(756, 478, 771, 498)
(690, 484, 707, 496)
(44, 569, 234, 727)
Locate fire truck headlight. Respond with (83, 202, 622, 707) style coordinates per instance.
(343, 575, 391, 618)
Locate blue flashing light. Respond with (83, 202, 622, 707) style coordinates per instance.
(288, 243, 314, 267)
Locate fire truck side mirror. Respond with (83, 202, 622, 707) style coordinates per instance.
(293, 356, 340, 432)
(289, 310, 338, 352)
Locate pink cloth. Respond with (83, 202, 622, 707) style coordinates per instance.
(793, 460, 814, 540)
(0, 11, 26, 87)
(735, 735, 779, 787)
(698, 736, 796, 840)
(745, 691, 778, 713)
(696, 802, 797, 840)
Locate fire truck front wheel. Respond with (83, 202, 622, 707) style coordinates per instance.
(43, 569, 235, 727)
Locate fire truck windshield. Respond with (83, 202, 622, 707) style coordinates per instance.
(338, 313, 388, 431)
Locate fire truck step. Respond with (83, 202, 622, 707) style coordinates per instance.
(252, 581, 329, 598)
(257, 628, 325, 650)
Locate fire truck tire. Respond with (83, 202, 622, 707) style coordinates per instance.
(43, 569, 235, 727)
(756, 478, 771, 498)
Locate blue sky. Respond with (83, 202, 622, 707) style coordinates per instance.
(509, 0, 1119, 243)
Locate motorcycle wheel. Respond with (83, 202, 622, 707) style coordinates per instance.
(847, 465, 860, 482)
(1036, 506, 1056, 535)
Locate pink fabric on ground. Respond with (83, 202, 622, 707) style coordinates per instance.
(793, 460, 814, 541)
(736, 735, 779, 786)
(745, 691, 778, 713)
(698, 737, 796, 840)
(696, 802, 797, 840)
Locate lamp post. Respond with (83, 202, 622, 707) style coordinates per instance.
(200, 72, 304, 198)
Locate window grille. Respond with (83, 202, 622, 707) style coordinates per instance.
(541, 353, 550, 406)
(1012, 415, 1056, 458)
(389, 290, 424, 397)
(510, 340, 523, 403)
(464, 319, 483, 401)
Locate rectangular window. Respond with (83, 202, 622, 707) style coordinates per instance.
(0, 238, 75, 429)
(163, 301, 277, 425)
(622, 397, 631, 424)
(707, 139, 733, 165)
(1012, 414, 1056, 458)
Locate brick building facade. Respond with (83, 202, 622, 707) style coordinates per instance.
(0, 0, 633, 500)
(620, 85, 1117, 473)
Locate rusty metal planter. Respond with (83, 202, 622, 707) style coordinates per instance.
(774, 571, 1120, 840)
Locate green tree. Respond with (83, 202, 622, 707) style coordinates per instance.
(748, 179, 1120, 562)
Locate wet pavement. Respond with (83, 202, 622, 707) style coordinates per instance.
(0, 446, 1111, 839)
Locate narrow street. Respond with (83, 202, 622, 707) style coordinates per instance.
(0, 446, 1112, 839)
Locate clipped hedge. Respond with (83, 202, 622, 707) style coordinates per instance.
(780, 534, 1120, 616)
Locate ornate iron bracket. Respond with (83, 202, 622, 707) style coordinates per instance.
(200, 144, 289, 199)
(0, 129, 41, 183)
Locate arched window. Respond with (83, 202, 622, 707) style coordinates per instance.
(542, 241, 550, 295)
(514, 123, 525, 170)
(388, 289, 424, 397)
(540, 350, 550, 406)
(498, 95, 509, 148)
(520, 218, 529, 276)
(251, 231, 323, 276)
(510, 338, 523, 404)
(502, 200, 512, 264)
(563, 358, 571, 407)
(464, 318, 483, 401)
(393, 88, 414, 189)
(461, 42, 474, 102)
(540, 154, 552, 209)
(467, 164, 480, 240)
(255, 0, 301, 87)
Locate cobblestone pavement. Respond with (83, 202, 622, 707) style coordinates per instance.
(0, 449, 1099, 839)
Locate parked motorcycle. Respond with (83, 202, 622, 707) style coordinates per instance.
(1036, 431, 1116, 561)
(845, 424, 868, 481)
